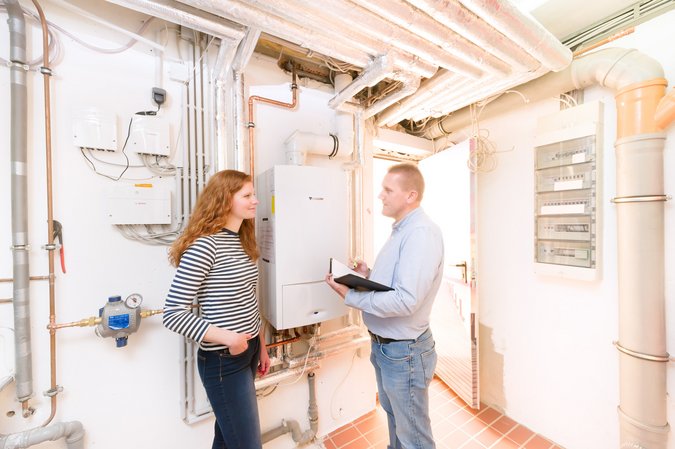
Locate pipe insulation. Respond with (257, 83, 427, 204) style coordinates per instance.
(105, 0, 246, 41)
(0, 421, 85, 449)
(422, 48, 665, 141)
(7, 0, 33, 404)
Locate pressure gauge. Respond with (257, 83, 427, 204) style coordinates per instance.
(124, 293, 143, 309)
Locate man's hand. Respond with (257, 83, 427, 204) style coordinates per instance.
(325, 273, 350, 299)
(350, 258, 369, 277)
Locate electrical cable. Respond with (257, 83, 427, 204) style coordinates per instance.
(329, 350, 358, 419)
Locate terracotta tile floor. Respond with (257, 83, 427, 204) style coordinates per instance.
(321, 377, 563, 449)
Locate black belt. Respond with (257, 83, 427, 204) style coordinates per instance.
(368, 330, 414, 345)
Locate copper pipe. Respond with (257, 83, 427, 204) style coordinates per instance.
(246, 67, 298, 179)
(572, 27, 635, 57)
(266, 336, 301, 349)
(30, 0, 58, 427)
(0, 275, 50, 283)
(47, 309, 164, 330)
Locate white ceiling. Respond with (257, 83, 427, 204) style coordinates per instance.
(516, 0, 638, 39)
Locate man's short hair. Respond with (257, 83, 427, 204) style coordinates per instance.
(388, 163, 425, 201)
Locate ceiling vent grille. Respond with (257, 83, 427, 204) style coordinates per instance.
(562, 0, 675, 50)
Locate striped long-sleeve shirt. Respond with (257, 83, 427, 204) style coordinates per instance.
(163, 229, 261, 351)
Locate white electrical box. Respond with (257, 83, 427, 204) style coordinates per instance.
(257, 165, 349, 330)
(128, 115, 171, 156)
(533, 101, 603, 280)
(106, 184, 172, 225)
(72, 108, 118, 151)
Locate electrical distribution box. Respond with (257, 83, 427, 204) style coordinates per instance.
(105, 183, 172, 225)
(533, 101, 603, 280)
(257, 165, 349, 330)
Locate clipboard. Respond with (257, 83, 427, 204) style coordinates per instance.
(329, 258, 393, 292)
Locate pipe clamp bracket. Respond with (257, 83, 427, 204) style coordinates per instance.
(39, 66, 53, 76)
(611, 194, 670, 204)
(10, 244, 30, 251)
(42, 243, 57, 251)
(44, 385, 63, 397)
(613, 341, 670, 362)
(8, 60, 29, 71)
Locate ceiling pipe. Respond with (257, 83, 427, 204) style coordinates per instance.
(351, 0, 512, 76)
(363, 71, 421, 119)
(286, 0, 484, 79)
(177, 0, 435, 79)
(105, 0, 246, 41)
(328, 55, 392, 111)
(459, 0, 572, 71)
(406, 0, 541, 72)
(233, 0, 438, 79)
(421, 48, 662, 140)
(421, 47, 672, 449)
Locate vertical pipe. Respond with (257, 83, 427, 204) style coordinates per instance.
(30, 0, 58, 425)
(7, 0, 33, 407)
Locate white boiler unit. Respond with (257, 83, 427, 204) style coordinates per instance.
(257, 165, 349, 330)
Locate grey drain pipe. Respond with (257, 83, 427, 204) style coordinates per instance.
(0, 422, 85, 449)
(261, 372, 319, 446)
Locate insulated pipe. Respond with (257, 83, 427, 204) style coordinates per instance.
(363, 72, 421, 119)
(328, 55, 392, 111)
(459, 0, 572, 71)
(406, 0, 541, 72)
(0, 421, 85, 449)
(376, 70, 466, 126)
(422, 48, 665, 140)
(7, 0, 33, 407)
(233, 0, 438, 79)
(351, 0, 512, 76)
(105, 0, 246, 41)
(289, 0, 484, 79)
(177, 0, 435, 78)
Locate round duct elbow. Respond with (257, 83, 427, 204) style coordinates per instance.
(571, 48, 665, 91)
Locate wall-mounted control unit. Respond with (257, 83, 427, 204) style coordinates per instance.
(534, 101, 603, 280)
(106, 183, 171, 225)
(257, 165, 349, 330)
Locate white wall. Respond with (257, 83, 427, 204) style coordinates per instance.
(477, 10, 675, 449)
(0, 2, 374, 448)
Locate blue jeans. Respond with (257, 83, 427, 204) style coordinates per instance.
(197, 338, 261, 449)
(370, 328, 437, 449)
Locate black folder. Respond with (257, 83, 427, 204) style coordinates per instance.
(329, 258, 393, 292)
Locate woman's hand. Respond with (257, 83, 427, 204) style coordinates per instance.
(204, 326, 251, 355)
(258, 337, 271, 377)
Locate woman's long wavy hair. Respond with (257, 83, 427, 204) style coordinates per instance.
(169, 170, 259, 267)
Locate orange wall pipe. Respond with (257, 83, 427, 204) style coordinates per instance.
(615, 78, 668, 139)
(246, 68, 298, 180)
(654, 87, 675, 130)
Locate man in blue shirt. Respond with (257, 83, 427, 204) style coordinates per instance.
(326, 163, 444, 449)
